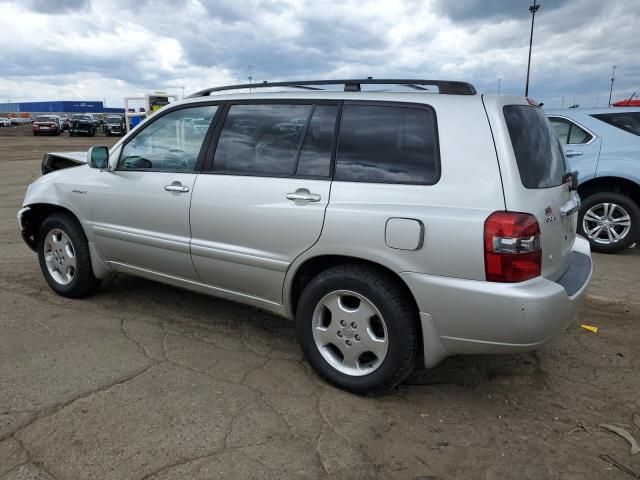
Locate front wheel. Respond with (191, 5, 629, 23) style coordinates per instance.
(37, 213, 101, 298)
(296, 265, 418, 395)
(578, 192, 639, 253)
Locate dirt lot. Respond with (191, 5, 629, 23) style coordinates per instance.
(1, 124, 639, 480)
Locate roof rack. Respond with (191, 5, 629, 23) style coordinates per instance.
(189, 78, 477, 97)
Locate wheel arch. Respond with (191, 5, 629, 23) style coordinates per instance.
(284, 254, 424, 363)
(20, 203, 112, 278)
(578, 176, 640, 207)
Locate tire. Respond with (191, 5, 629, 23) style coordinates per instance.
(33, 132, 38, 136)
(296, 264, 418, 395)
(37, 213, 100, 298)
(69, 131, 74, 137)
(578, 191, 639, 253)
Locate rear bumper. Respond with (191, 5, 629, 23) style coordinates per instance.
(402, 235, 592, 368)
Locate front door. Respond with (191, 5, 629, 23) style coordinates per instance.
(91, 104, 219, 280)
(189, 102, 338, 303)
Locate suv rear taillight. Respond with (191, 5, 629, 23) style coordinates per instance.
(484, 211, 541, 283)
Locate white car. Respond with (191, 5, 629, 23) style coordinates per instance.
(17, 79, 592, 394)
(0, 117, 11, 127)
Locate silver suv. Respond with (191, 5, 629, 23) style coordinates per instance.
(17, 79, 592, 394)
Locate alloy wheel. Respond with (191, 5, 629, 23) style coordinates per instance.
(312, 290, 389, 376)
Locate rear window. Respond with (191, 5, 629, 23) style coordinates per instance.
(335, 104, 439, 184)
(504, 105, 566, 189)
(591, 112, 640, 136)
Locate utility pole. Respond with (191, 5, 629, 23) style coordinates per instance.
(248, 66, 254, 94)
(498, 78, 502, 94)
(525, 0, 540, 97)
(608, 65, 617, 106)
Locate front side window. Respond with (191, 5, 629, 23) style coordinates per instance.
(118, 105, 217, 171)
(335, 104, 439, 184)
(214, 104, 313, 175)
(548, 117, 592, 145)
(504, 105, 566, 188)
(591, 112, 640, 136)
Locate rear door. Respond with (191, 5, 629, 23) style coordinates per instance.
(484, 97, 575, 280)
(189, 102, 338, 303)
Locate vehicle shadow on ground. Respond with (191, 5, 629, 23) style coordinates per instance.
(95, 272, 542, 393)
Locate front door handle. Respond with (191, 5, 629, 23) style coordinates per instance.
(164, 182, 190, 193)
(286, 188, 321, 203)
(565, 150, 583, 157)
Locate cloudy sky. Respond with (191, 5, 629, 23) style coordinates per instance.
(0, 0, 637, 108)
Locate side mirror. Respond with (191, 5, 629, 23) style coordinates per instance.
(88, 146, 109, 169)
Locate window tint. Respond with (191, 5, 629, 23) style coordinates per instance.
(119, 105, 217, 171)
(591, 112, 640, 136)
(214, 104, 312, 175)
(335, 105, 439, 184)
(549, 117, 592, 145)
(296, 105, 337, 177)
(504, 105, 566, 188)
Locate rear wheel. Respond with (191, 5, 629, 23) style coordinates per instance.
(296, 264, 418, 395)
(578, 192, 639, 253)
(37, 213, 101, 298)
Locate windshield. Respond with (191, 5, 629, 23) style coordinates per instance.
(73, 115, 90, 121)
(504, 105, 566, 189)
(591, 112, 640, 136)
(107, 117, 122, 124)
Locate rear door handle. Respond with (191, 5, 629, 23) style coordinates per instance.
(565, 150, 583, 157)
(286, 188, 321, 203)
(164, 182, 190, 193)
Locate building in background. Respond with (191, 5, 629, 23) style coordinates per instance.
(0, 101, 124, 117)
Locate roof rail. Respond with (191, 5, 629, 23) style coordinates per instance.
(189, 78, 477, 97)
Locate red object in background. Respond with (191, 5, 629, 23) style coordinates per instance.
(612, 99, 640, 107)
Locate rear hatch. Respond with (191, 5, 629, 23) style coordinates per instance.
(483, 95, 576, 281)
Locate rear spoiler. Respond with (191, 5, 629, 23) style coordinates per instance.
(41, 151, 87, 175)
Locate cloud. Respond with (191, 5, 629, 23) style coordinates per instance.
(0, 0, 637, 108)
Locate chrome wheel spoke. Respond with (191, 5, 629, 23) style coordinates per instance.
(340, 346, 362, 371)
(314, 325, 334, 347)
(362, 328, 387, 358)
(611, 215, 630, 226)
(583, 210, 600, 223)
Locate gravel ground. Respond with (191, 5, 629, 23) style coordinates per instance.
(1, 124, 639, 479)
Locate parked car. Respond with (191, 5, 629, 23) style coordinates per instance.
(32, 115, 61, 136)
(103, 115, 125, 136)
(69, 114, 96, 136)
(17, 79, 592, 394)
(546, 108, 640, 253)
(0, 117, 11, 127)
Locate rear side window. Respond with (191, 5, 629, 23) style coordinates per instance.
(214, 104, 312, 175)
(591, 112, 640, 136)
(335, 104, 439, 184)
(548, 117, 593, 145)
(504, 105, 566, 189)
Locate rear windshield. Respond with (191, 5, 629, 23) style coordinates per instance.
(504, 105, 566, 189)
(591, 112, 640, 136)
(36, 116, 55, 122)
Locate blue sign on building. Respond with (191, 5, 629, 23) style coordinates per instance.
(0, 101, 124, 114)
